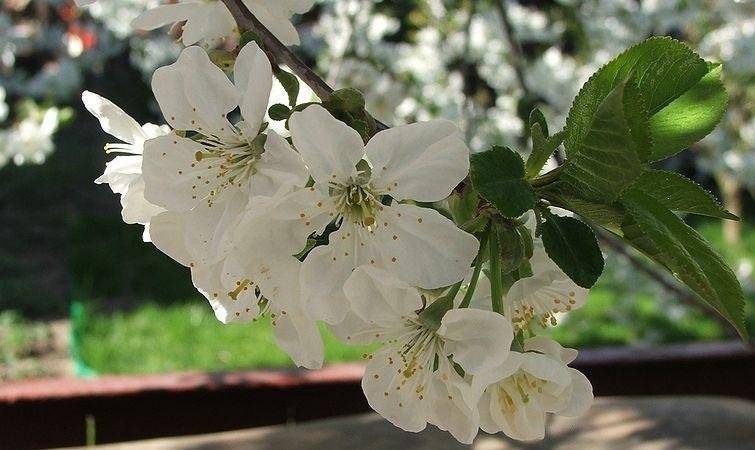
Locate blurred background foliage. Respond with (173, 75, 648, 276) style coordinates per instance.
(0, 0, 753, 379)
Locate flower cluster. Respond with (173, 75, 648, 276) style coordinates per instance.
(84, 32, 593, 441)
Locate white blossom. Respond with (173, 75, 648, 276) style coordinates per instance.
(131, 0, 314, 47)
(264, 105, 479, 324)
(83, 91, 170, 235)
(338, 266, 513, 443)
(468, 336, 593, 441)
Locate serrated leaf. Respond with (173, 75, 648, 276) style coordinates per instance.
(274, 69, 300, 108)
(559, 79, 644, 203)
(541, 214, 605, 288)
(648, 63, 727, 161)
(565, 37, 709, 156)
(620, 189, 746, 338)
(529, 108, 549, 137)
(539, 183, 627, 233)
(632, 170, 738, 220)
(525, 125, 564, 179)
(470, 146, 536, 218)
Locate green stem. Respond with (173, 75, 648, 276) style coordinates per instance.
(489, 224, 504, 315)
(459, 228, 490, 308)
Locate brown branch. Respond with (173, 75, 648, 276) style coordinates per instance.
(597, 230, 737, 336)
(219, 0, 389, 131)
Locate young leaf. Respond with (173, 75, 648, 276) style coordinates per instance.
(648, 63, 727, 161)
(564, 37, 709, 155)
(529, 108, 549, 137)
(541, 214, 604, 288)
(632, 170, 738, 220)
(470, 146, 536, 218)
(559, 79, 644, 203)
(268, 103, 291, 121)
(274, 69, 300, 107)
(525, 125, 564, 179)
(620, 189, 747, 338)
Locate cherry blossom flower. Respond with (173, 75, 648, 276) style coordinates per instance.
(83, 91, 169, 238)
(142, 42, 308, 263)
(264, 105, 479, 324)
(467, 336, 593, 441)
(506, 244, 589, 330)
(337, 266, 513, 443)
(131, 0, 314, 47)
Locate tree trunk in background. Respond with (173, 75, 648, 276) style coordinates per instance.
(716, 171, 742, 245)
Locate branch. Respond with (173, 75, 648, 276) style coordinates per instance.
(219, 0, 389, 131)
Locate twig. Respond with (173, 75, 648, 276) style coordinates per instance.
(597, 230, 737, 335)
(219, 0, 389, 131)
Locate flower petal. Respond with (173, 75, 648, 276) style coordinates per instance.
(559, 368, 593, 417)
(524, 336, 579, 365)
(343, 266, 423, 327)
(272, 304, 324, 369)
(148, 211, 192, 267)
(192, 257, 260, 324)
(289, 105, 364, 184)
(437, 308, 513, 375)
(131, 3, 199, 32)
(181, 46, 240, 133)
(425, 359, 480, 444)
(234, 42, 273, 131)
(375, 203, 479, 289)
(466, 354, 522, 408)
(142, 135, 215, 211)
(120, 177, 164, 225)
(366, 120, 468, 202)
(82, 91, 145, 146)
(249, 131, 309, 197)
(362, 347, 427, 433)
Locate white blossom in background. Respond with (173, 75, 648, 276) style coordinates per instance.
(131, 0, 315, 46)
(0, 87, 8, 123)
(1, 105, 61, 167)
(337, 266, 513, 443)
(82, 91, 169, 238)
(333, 59, 404, 124)
(265, 105, 479, 324)
(468, 336, 593, 441)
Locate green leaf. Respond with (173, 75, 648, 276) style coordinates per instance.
(525, 125, 564, 179)
(470, 146, 536, 218)
(620, 189, 746, 338)
(239, 30, 262, 48)
(632, 170, 738, 220)
(564, 37, 709, 156)
(529, 108, 549, 137)
(539, 183, 627, 233)
(559, 79, 645, 203)
(496, 222, 525, 274)
(274, 69, 300, 107)
(648, 63, 727, 161)
(268, 103, 291, 121)
(541, 214, 605, 288)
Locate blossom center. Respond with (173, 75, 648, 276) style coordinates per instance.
(194, 133, 266, 198)
(329, 181, 380, 227)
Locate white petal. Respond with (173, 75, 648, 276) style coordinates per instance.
(181, 188, 246, 265)
(520, 352, 572, 387)
(120, 177, 164, 225)
(95, 155, 142, 195)
(425, 360, 480, 444)
(243, 1, 302, 46)
(559, 368, 593, 417)
(272, 304, 324, 369)
(466, 354, 522, 408)
(343, 266, 423, 328)
(477, 390, 501, 434)
(249, 131, 309, 196)
(234, 42, 273, 130)
(299, 224, 371, 324)
(142, 135, 216, 211)
(375, 203, 479, 289)
(181, 46, 240, 133)
(148, 211, 192, 267)
(82, 91, 145, 146)
(362, 347, 427, 433)
(328, 311, 376, 345)
(192, 257, 260, 324)
(289, 105, 364, 184)
(437, 308, 513, 375)
(366, 120, 468, 202)
(524, 336, 579, 364)
(131, 3, 200, 31)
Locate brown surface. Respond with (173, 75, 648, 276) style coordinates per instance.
(53, 397, 755, 450)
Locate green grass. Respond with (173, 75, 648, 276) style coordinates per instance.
(79, 300, 376, 374)
(0, 311, 57, 380)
